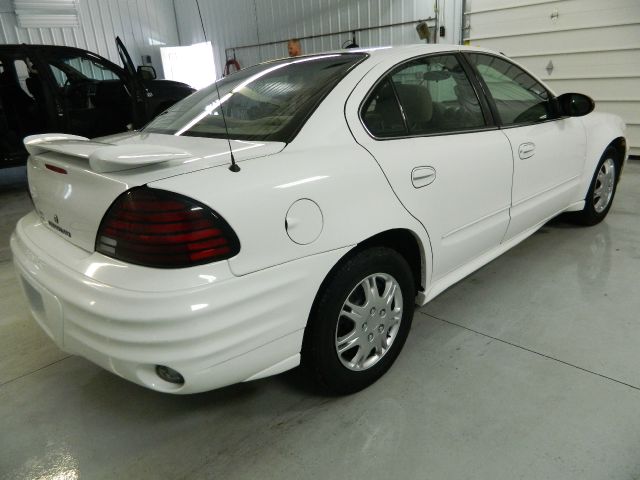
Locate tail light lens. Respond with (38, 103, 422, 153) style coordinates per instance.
(95, 187, 239, 268)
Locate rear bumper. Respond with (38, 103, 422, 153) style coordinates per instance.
(12, 212, 349, 393)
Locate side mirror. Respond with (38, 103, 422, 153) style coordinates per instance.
(557, 92, 594, 117)
(137, 65, 157, 80)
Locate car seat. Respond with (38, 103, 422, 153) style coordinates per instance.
(452, 83, 483, 128)
(393, 83, 433, 133)
(0, 70, 37, 137)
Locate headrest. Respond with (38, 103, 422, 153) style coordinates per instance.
(423, 70, 451, 82)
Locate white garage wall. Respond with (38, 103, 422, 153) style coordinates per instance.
(175, 0, 464, 80)
(464, 0, 640, 156)
(0, 0, 180, 78)
(173, 0, 258, 77)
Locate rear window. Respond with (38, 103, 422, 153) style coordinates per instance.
(144, 53, 367, 142)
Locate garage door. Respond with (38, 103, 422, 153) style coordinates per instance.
(463, 0, 640, 156)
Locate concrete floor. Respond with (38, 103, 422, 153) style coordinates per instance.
(1, 162, 640, 480)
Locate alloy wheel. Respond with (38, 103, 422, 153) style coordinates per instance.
(335, 273, 404, 371)
(593, 158, 616, 213)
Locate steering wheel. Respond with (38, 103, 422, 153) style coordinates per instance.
(62, 78, 95, 108)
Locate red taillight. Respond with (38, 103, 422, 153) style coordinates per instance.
(95, 187, 240, 268)
(45, 163, 67, 174)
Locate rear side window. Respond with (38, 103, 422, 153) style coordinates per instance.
(361, 54, 486, 138)
(467, 53, 556, 125)
(144, 53, 367, 142)
(361, 78, 406, 137)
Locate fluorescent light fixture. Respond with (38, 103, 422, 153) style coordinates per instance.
(14, 0, 80, 28)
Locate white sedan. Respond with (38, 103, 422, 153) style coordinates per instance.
(11, 45, 627, 394)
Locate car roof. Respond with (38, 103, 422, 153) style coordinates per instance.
(355, 43, 497, 56)
(0, 43, 87, 51)
(252, 44, 507, 72)
(290, 43, 502, 62)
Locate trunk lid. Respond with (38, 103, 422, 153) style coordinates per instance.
(25, 133, 284, 252)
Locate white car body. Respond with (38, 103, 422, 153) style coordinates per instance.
(11, 45, 627, 393)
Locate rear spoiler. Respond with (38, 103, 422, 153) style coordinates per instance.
(24, 134, 191, 173)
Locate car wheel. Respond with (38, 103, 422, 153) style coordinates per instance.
(302, 247, 415, 394)
(571, 147, 619, 226)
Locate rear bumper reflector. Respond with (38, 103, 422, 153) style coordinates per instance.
(45, 164, 67, 174)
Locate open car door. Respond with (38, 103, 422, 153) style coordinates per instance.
(116, 36, 147, 129)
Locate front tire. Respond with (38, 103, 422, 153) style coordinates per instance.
(571, 147, 619, 226)
(302, 247, 415, 394)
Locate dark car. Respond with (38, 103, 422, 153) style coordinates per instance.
(0, 37, 195, 167)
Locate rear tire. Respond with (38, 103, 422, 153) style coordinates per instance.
(571, 147, 619, 226)
(302, 247, 415, 395)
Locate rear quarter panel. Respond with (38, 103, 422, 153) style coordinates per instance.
(149, 130, 429, 279)
(149, 64, 432, 282)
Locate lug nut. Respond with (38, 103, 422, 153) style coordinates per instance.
(378, 325, 384, 333)
(368, 333, 374, 342)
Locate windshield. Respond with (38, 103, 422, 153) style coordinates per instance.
(143, 53, 367, 142)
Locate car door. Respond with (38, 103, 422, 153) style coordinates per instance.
(116, 36, 149, 128)
(465, 53, 587, 240)
(346, 52, 514, 282)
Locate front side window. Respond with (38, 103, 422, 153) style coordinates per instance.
(49, 64, 68, 86)
(42, 52, 120, 85)
(144, 53, 367, 142)
(361, 54, 486, 138)
(467, 53, 556, 125)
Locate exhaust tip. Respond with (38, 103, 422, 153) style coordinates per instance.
(155, 365, 185, 385)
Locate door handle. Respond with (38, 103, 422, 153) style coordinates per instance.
(411, 166, 436, 188)
(518, 142, 536, 159)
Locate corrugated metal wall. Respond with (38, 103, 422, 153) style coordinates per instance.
(464, 0, 640, 156)
(175, 0, 464, 81)
(0, 0, 180, 77)
(174, 0, 258, 78)
(251, 0, 435, 64)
